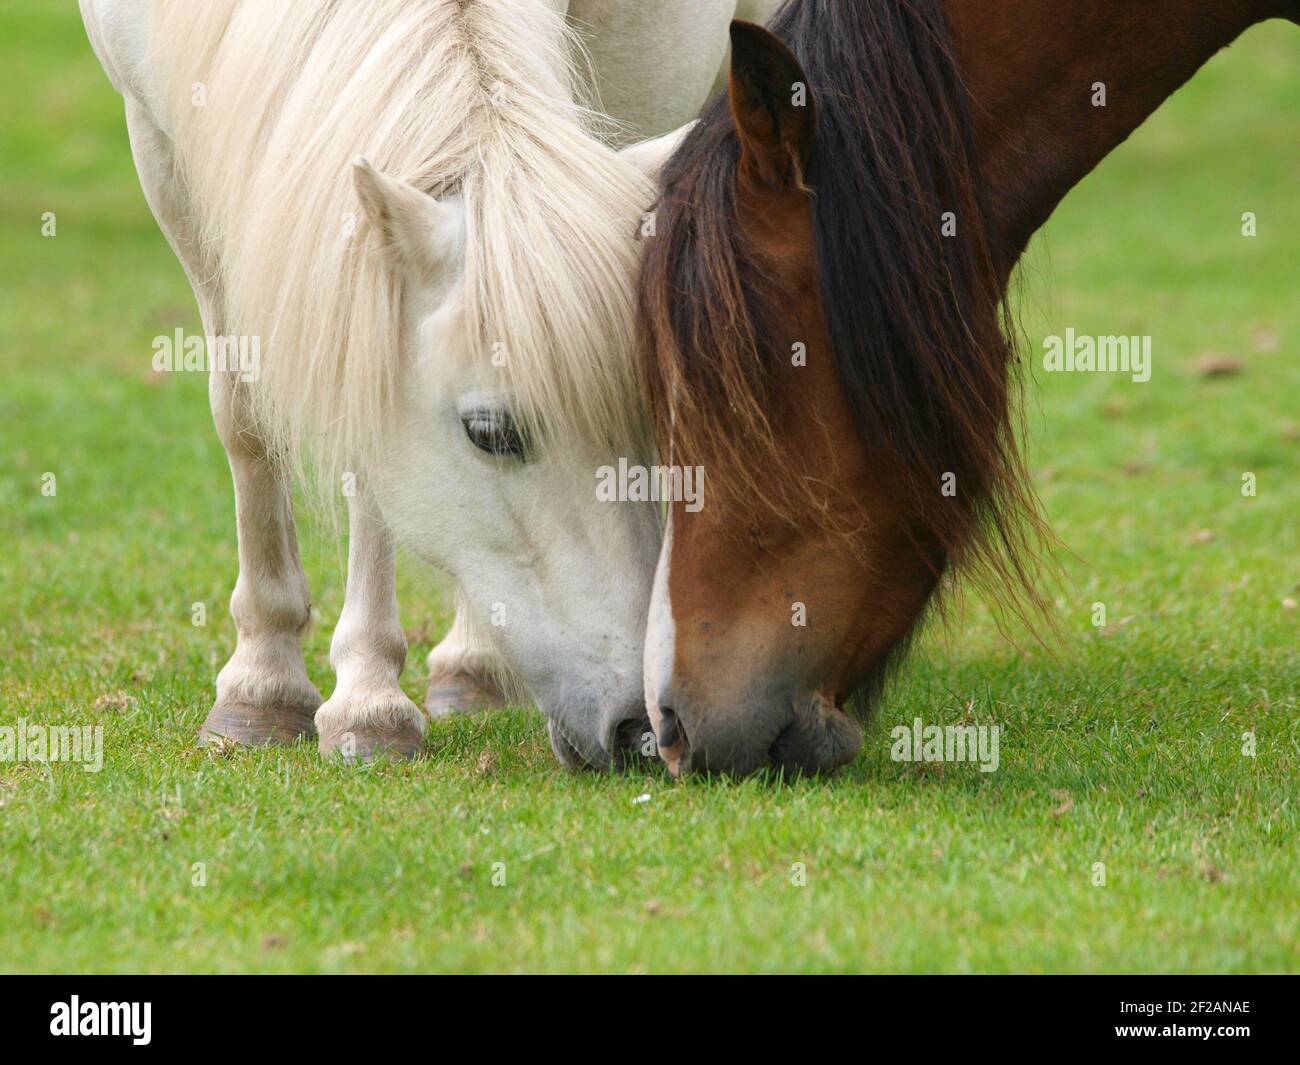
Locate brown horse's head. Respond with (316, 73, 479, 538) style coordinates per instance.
(638, 4, 1044, 777)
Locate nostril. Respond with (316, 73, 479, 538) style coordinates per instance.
(656, 707, 683, 750)
(613, 714, 649, 752)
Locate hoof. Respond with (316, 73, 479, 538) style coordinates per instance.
(318, 720, 425, 762)
(425, 672, 508, 719)
(316, 690, 427, 762)
(199, 698, 318, 747)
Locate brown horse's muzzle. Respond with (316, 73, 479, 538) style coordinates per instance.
(651, 689, 862, 778)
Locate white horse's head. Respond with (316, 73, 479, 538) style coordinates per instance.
(350, 157, 664, 769)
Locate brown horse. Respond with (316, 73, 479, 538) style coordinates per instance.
(639, 0, 1297, 776)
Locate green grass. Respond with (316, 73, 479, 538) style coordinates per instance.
(1, 4, 1296, 973)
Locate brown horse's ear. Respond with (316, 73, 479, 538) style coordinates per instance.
(727, 20, 815, 191)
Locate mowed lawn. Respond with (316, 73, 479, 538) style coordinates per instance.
(0, 4, 1296, 973)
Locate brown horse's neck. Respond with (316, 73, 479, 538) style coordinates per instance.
(945, 0, 1295, 281)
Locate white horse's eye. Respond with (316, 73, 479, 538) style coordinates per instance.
(462, 410, 528, 460)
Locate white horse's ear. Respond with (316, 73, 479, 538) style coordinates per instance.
(618, 122, 697, 180)
(352, 158, 458, 279)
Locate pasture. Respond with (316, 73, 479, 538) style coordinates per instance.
(0, 2, 1296, 972)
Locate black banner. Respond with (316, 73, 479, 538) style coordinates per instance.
(0, 975, 1290, 1051)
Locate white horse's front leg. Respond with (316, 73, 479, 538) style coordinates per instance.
(316, 487, 426, 759)
(203, 372, 323, 745)
(424, 591, 512, 717)
(114, 97, 322, 747)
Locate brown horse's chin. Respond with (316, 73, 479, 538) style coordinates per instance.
(660, 692, 863, 779)
(768, 694, 863, 777)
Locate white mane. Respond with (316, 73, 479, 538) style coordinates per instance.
(151, 0, 652, 480)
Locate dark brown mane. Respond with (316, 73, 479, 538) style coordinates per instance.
(639, 0, 1048, 607)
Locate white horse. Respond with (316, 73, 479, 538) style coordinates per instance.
(79, 0, 777, 768)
